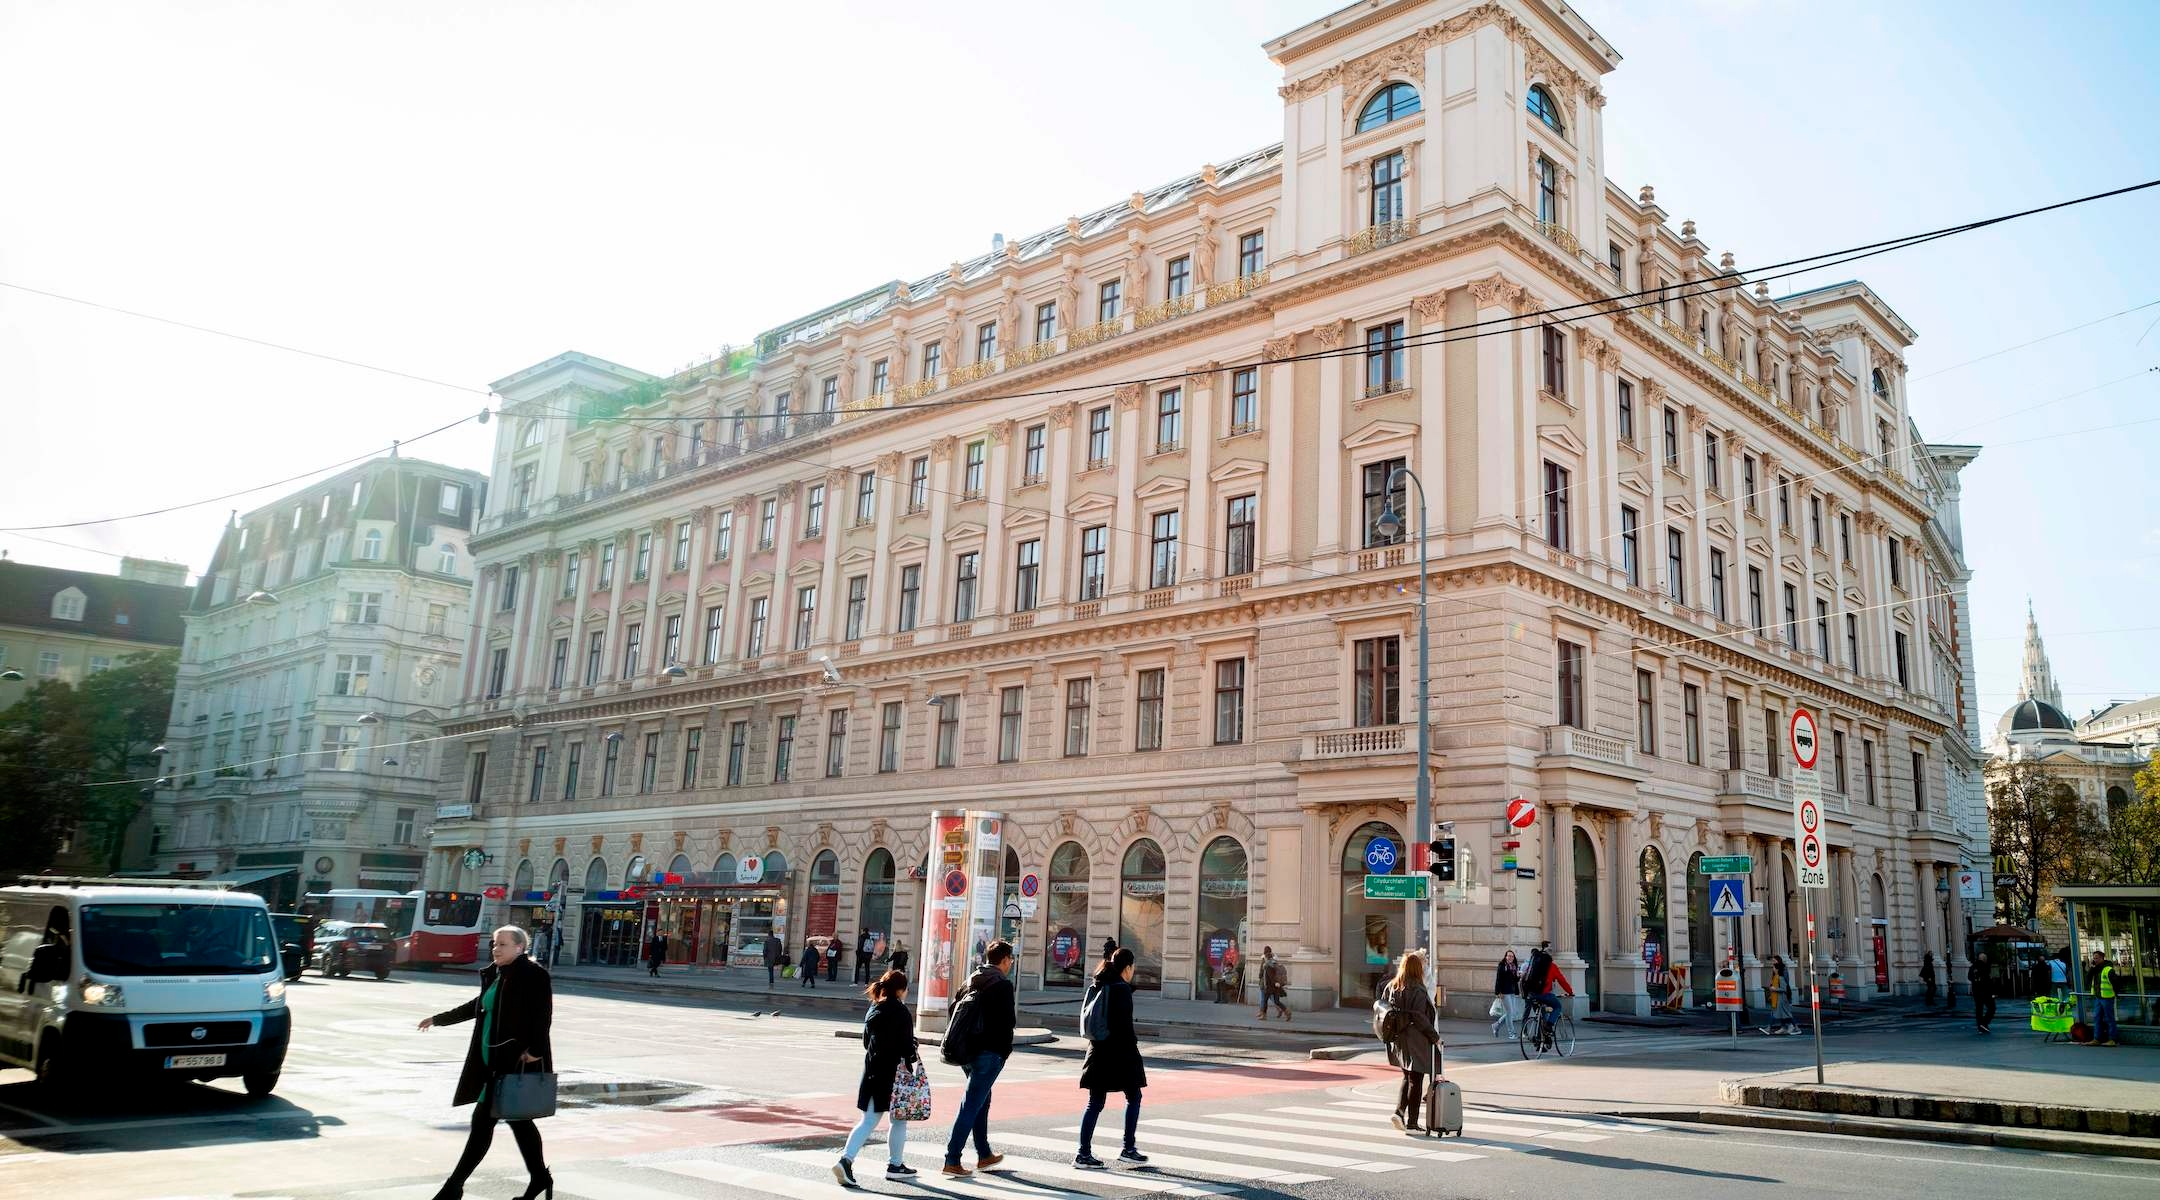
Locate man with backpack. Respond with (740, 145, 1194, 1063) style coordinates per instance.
(1256, 947, 1291, 1021)
(1524, 941, 1562, 1027)
(940, 940, 1017, 1177)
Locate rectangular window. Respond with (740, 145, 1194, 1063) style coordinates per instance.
(563, 553, 581, 597)
(1542, 461, 1571, 551)
(934, 695, 959, 768)
(1225, 494, 1257, 577)
(852, 473, 876, 525)
(804, 485, 825, 537)
(1237, 230, 1265, 277)
(1214, 657, 1247, 745)
(465, 750, 486, 805)
(1743, 455, 1759, 511)
(621, 622, 643, 677)
(1096, 279, 1122, 323)
(1764, 707, 1781, 779)
(1894, 631, 1911, 688)
(1832, 729, 1848, 794)
(1783, 583, 1799, 645)
(1370, 152, 1405, 225)
(1620, 506, 1640, 585)
(1889, 538, 1905, 588)
(635, 532, 652, 579)
(562, 743, 581, 799)
(1608, 241, 1626, 283)
(673, 520, 692, 569)
(1367, 321, 1407, 394)
(826, 709, 848, 777)
(757, 499, 776, 549)
(549, 637, 568, 689)
(1135, 668, 1166, 750)
(1726, 696, 1744, 768)
(821, 375, 839, 412)
(1809, 496, 1823, 548)
(585, 631, 604, 685)
(1166, 255, 1191, 298)
(701, 605, 724, 665)
(1862, 738, 1878, 804)
(976, 321, 998, 363)
(871, 358, 889, 396)
(662, 613, 683, 669)
(1149, 510, 1180, 589)
(744, 599, 767, 657)
(681, 729, 702, 790)
(792, 586, 817, 651)
(1536, 155, 1559, 223)
(1704, 431, 1721, 491)
(1709, 548, 1728, 619)
(921, 341, 941, 380)
(1539, 326, 1566, 397)
(600, 737, 619, 796)
(1846, 613, 1860, 669)
(1353, 636, 1402, 727)
(1666, 529, 1686, 603)
(1777, 478, 1792, 529)
(774, 716, 796, 783)
(1662, 406, 1679, 467)
(963, 441, 985, 496)
(908, 456, 929, 511)
(1022, 424, 1046, 482)
(486, 649, 508, 698)
(953, 551, 979, 621)
(845, 575, 868, 641)
(1229, 367, 1259, 434)
(1154, 388, 1183, 452)
(897, 564, 921, 631)
(1079, 526, 1107, 600)
(1748, 567, 1765, 633)
(1616, 379, 1635, 443)
(500, 566, 520, 611)
(1556, 640, 1585, 729)
(1014, 539, 1042, 611)
(1637, 670, 1658, 755)
(1683, 683, 1702, 765)
(1912, 750, 1927, 811)
(1064, 678, 1092, 757)
(1362, 457, 1407, 548)
(439, 482, 462, 514)
(333, 654, 372, 697)
(1815, 598, 1831, 658)
(1839, 513, 1853, 563)
(713, 513, 732, 561)
(640, 732, 660, 793)
(1086, 406, 1112, 467)
(727, 721, 748, 786)
(525, 748, 547, 804)
(344, 591, 382, 623)
(998, 686, 1024, 763)
(878, 701, 902, 772)
(1035, 301, 1057, 343)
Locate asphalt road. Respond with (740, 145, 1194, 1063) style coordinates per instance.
(1, 970, 2153, 1200)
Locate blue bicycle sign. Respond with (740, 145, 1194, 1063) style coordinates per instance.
(1365, 836, 1399, 873)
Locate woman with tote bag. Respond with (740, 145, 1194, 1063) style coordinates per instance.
(833, 970, 925, 1188)
(418, 925, 555, 1200)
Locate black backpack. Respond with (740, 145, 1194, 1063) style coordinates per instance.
(940, 984, 984, 1065)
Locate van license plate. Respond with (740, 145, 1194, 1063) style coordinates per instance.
(165, 1054, 227, 1069)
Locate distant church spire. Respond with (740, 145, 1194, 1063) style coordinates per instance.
(2019, 600, 2063, 709)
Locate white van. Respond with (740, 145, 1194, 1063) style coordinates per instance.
(0, 878, 290, 1096)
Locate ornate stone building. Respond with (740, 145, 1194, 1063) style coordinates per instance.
(433, 0, 1985, 1012)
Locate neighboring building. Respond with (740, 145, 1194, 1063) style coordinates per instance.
(0, 554, 190, 708)
(146, 455, 485, 908)
(434, 0, 1985, 1012)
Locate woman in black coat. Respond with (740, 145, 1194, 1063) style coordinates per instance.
(418, 926, 554, 1200)
(1074, 946, 1148, 1169)
(833, 970, 920, 1187)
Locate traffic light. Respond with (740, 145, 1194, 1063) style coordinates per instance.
(1428, 827, 1457, 883)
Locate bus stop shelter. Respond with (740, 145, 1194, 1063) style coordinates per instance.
(2055, 884, 2159, 1037)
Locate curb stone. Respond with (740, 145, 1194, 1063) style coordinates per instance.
(1720, 1080, 2160, 1139)
(1614, 1106, 2160, 1160)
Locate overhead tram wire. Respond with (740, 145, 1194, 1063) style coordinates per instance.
(1912, 298, 2160, 380)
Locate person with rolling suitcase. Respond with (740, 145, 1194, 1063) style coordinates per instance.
(1376, 951, 1443, 1133)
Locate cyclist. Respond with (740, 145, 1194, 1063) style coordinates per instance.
(1523, 941, 1564, 1031)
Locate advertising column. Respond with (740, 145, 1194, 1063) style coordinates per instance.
(917, 811, 1005, 1031)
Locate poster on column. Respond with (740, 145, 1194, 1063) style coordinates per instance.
(918, 813, 968, 1014)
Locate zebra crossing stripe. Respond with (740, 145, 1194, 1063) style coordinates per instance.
(554, 1168, 722, 1200)
(1212, 1112, 1488, 1159)
(1050, 1125, 1413, 1173)
(990, 1132, 1327, 1184)
(1162, 1117, 1485, 1163)
(767, 1147, 1236, 1197)
(650, 1159, 844, 1198)
(1314, 1101, 1603, 1140)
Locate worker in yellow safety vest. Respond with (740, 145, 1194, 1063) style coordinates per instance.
(2088, 950, 2120, 1047)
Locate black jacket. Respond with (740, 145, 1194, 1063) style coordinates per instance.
(960, 964, 1018, 1059)
(430, 954, 554, 1108)
(1968, 961, 1991, 998)
(1381, 980, 1442, 1075)
(1078, 977, 1147, 1093)
(1494, 960, 1521, 996)
(855, 997, 919, 1112)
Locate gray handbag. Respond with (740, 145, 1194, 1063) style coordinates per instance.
(491, 1060, 557, 1121)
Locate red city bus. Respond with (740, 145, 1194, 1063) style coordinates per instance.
(303, 889, 483, 967)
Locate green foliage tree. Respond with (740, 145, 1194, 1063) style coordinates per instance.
(1986, 758, 2105, 926)
(0, 648, 177, 875)
(2107, 752, 2160, 883)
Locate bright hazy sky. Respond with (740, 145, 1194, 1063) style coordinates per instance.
(3, 1, 2155, 734)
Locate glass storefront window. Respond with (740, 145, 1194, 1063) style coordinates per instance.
(1339, 820, 1404, 1005)
(999, 847, 1023, 947)
(1640, 846, 1670, 1004)
(1198, 836, 1249, 997)
(809, 850, 841, 942)
(861, 849, 896, 964)
(1119, 839, 1166, 990)
(1045, 841, 1090, 988)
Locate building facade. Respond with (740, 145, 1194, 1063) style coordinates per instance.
(0, 555, 190, 708)
(434, 0, 1986, 1013)
(147, 455, 485, 908)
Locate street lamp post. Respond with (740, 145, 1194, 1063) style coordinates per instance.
(1375, 466, 1432, 958)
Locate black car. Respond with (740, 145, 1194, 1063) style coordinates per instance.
(314, 922, 394, 979)
(270, 912, 313, 981)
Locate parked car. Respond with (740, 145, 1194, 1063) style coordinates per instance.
(313, 922, 394, 979)
(269, 912, 312, 981)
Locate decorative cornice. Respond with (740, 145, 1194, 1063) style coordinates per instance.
(1113, 383, 1144, 411)
(1262, 335, 1297, 361)
(1277, 4, 1599, 110)
(1468, 274, 1525, 311)
(1412, 293, 1447, 323)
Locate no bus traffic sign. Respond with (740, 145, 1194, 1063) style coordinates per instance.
(1791, 707, 1828, 889)
(1788, 709, 1819, 771)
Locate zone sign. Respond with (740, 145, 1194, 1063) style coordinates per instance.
(1791, 707, 1829, 889)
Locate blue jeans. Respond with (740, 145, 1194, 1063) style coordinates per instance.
(1530, 990, 1561, 1024)
(842, 1105, 907, 1166)
(1078, 1088, 1141, 1156)
(944, 1051, 1006, 1165)
(2096, 998, 2120, 1043)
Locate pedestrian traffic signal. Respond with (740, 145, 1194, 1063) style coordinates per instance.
(1428, 834, 1457, 883)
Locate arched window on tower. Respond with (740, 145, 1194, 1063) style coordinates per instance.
(1526, 84, 1565, 134)
(1355, 82, 1422, 133)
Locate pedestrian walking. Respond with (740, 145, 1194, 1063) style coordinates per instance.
(2047, 952, 2068, 999)
(1256, 946, 1291, 1021)
(1074, 946, 1149, 1168)
(1766, 956, 1796, 1034)
(1378, 950, 1442, 1133)
(856, 930, 878, 984)
(889, 944, 910, 975)
(941, 940, 1017, 1177)
(800, 940, 822, 989)
(645, 931, 666, 978)
(2090, 950, 2121, 1046)
(762, 932, 783, 987)
(826, 939, 843, 982)
(417, 925, 554, 1200)
(1969, 950, 1995, 1033)
(1491, 949, 1523, 1039)
(832, 970, 922, 1188)
(1920, 951, 1938, 1005)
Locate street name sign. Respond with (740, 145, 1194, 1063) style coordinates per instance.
(1699, 855, 1753, 875)
(1364, 874, 1429, 900)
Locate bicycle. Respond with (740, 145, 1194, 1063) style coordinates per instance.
(1516, 1001, 1577, 1058)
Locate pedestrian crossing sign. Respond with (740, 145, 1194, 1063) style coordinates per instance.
(1709, 877, 1747, 917)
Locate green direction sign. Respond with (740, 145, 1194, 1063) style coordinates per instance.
(1364, 874, 1429, 900)
(1698, 855, 1754, 875)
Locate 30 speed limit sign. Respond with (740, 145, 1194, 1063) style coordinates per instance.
(1790, 708, 1829, 889)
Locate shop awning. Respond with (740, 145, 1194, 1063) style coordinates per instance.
(204, 866, 299, 888)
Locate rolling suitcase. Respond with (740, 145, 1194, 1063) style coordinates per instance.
(1424, 1041, 1463, 1137)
